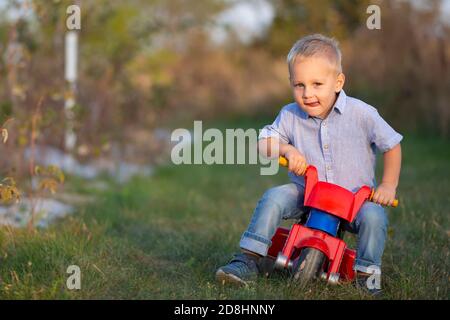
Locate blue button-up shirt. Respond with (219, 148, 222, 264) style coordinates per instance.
(259, 90, 403, 192)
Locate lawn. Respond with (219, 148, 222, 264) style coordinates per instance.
(0, 120, 448, 299)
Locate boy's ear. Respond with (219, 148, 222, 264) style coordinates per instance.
(335, 73, 345, 92)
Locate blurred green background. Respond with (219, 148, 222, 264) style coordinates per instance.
(1, 0, 448, 152)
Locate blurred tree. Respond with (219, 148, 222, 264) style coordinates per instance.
(0, 0, 445, 172)
(344, 0, 449, 137)
(261, 0, 371, 56)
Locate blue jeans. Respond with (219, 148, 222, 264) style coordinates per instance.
(239, 183, 388, 274)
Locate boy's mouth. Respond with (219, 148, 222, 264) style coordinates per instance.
(304, 101, 320, 108)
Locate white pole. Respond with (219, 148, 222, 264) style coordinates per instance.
(64, 31, 78, 152)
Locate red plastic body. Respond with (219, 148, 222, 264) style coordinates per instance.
(268, 166, 372, 282)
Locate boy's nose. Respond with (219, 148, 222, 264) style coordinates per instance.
(302, 87, 313, 99)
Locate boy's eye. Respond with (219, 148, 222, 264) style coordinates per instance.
(295, 83, 304, 88)
(314, 82, 322, 86)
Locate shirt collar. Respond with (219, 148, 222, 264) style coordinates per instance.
(333, 89, 346, 115)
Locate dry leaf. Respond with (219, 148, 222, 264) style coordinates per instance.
(1, 128, 8, 143)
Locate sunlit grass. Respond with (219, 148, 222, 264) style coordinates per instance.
(0, 129, 448, 299)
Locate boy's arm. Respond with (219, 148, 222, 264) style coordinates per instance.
(258, 138, 307, 176)
(372, 143, 402, 206)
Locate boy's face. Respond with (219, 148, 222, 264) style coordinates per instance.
(290, 56, 345, 119)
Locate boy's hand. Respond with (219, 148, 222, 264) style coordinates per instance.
(372, 183, 397, 206)
(284, 146, 307, 176)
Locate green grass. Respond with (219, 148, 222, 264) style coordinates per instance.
(0, 127, 448, 299)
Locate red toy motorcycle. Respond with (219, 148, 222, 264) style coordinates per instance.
(264, 156, 398, 284)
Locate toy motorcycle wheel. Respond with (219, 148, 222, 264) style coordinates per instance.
(292, 248, 325, 284)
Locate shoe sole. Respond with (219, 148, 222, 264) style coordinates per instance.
(215, 269, 251, 286)
(354, 279, 383, 297)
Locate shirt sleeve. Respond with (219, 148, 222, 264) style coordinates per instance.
(258, 107, 292, 144)
(367, 107, 403, 153)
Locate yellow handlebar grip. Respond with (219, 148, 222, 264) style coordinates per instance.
(370, 189, 399, 207)
(278, 156, 307, 175)
(279, 156, 289, 167)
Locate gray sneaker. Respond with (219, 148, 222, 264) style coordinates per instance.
(215, 253, 260, 286)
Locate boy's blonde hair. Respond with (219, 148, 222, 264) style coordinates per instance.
(287, 34, 342, 75)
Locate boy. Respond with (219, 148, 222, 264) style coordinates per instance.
(215, 34, 402, 295)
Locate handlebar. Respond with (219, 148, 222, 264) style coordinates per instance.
(278, 156, 398, 207)
(278, 155, 307, 175)
(369, 189, 398, 207)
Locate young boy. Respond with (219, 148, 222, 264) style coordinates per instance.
(215, 34, 402, 295)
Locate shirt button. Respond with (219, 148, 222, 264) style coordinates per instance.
(324, 144, 329, 150)
(326, 165, 331, 170)
(322, 122, 327, 126)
